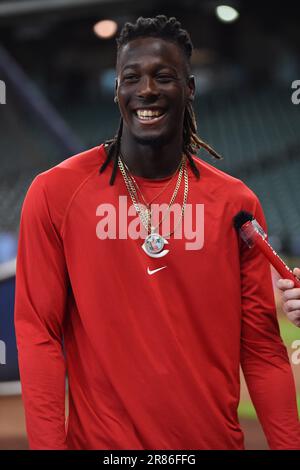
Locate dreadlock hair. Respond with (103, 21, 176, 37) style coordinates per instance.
(99, 15, 222, 185)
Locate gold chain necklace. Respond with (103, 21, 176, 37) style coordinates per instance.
(118, 155, 189, 258)
(120, 153, 184, 207)
(119, 155, 185, 233)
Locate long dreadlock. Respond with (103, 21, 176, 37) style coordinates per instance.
(99, 15, 222, 185)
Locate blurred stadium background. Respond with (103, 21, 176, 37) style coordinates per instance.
(0, 0, 300, 450)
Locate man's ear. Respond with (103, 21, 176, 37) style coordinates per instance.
(114, 77, 119, 100)
(187, 75, 195, 102)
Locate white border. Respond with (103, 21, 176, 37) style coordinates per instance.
(0, 380, 21, 396)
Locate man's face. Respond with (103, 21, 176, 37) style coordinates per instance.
(116, 37, 195, 146)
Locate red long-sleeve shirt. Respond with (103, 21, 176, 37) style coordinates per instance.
(14, 144, 300, 449)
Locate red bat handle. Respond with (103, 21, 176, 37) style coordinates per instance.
(242, 221, 300, 288)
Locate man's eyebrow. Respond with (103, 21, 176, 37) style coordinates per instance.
(121, 64, 178, 74)
(121, 64, 139, 72)
(121, 63, 140, 71)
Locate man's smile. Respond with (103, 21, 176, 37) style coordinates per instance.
(134, 108, 167, 125)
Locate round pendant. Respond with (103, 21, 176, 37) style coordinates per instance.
(142, 233, 169, 258)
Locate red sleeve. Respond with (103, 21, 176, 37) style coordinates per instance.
(14, 174, 68, 450)
(240, 197, 300, 450)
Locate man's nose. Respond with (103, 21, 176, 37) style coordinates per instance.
(137, 76, 159, 98)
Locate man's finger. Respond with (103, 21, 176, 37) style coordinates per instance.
(283, 299, 300, 312)
(283, 288, 300, 301)
(293, 267, 300, 280)
(277, 279, 294, 290)
(285, 310, 300, 327)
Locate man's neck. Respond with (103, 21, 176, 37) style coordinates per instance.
(120, 133, 183, 179)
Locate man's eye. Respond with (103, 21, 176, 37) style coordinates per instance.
(156, 75, 173, 82)
(123, 75, 139, 81)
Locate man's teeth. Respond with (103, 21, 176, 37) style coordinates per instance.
(136, 110, 164, 120)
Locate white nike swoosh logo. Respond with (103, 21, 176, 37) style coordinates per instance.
(147, 266, 167, 275)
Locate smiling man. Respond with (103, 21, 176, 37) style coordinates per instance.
(15, 15, 300, 450)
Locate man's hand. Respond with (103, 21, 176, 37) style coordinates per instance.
(277, 267, 300, 327)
